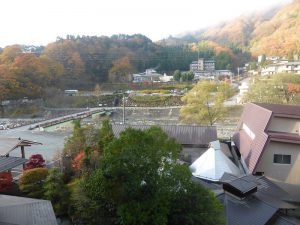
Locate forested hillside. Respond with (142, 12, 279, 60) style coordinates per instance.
(0, 34, 239, 100)
(166, 0, 300, 57)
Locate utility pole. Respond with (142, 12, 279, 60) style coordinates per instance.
(122, 93, 125, 124)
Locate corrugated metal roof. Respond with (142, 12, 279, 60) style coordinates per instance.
(0, 157, 27, 172)
(112, 124, 217, 146)
(0, 195, 57, 225)
(0, 222, 17, 225)
(255, 176, 297, 210)
(273, 216, 299, 225)
(0, 138, 42, 156)
(194, 173, 298, 225)
(219, 193, 278, 225)
(224, 176, 257, 195)
(220, 173, 297, 210)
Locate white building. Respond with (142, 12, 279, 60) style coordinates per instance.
(132, 69, 172, 83)
(261, 61, 300, 76)
(236, 80, 249, 104)
(194, 70, 234, 81)
(258, 55, 281, 64)
(159, 73, 173, 82)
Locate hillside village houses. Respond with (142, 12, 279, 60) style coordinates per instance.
(261, 61, 300, 76)
(252, 55, 300, 76)
(132, 58, 235, 83)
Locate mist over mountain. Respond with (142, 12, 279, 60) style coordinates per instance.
(164, 0, 300, 56)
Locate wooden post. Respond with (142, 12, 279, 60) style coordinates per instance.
(21, 146, 25, 170)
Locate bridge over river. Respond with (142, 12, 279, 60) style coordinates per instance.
(0, 106, 235, 161)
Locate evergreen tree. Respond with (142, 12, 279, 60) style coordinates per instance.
(44, 168, 70, 216)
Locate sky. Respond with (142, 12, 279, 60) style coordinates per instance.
(0, 0, 292, 47)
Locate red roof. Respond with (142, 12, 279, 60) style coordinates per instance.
(233, 103, 300, 173)
(254, 103, 300, 118)
(269, 132, 300, 144)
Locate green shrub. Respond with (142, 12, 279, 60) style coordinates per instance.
(19, 168, 48, 198)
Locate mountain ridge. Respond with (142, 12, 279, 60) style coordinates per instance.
(164, 0, 300, 57)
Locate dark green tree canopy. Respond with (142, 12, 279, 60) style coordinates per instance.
(72, 126, 224, 225)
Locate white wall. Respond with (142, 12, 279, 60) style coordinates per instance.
(268, 117, 300, 134)
(255, 141, 300, 185)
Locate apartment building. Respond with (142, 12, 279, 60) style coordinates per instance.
(190, 58, 215, 72)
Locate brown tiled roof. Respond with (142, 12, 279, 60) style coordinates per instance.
(112, 124, 217, 146)
(254, 103, 300, 118)
(269, 132, 300, 144)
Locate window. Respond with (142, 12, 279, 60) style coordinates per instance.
(242, 123, 255, 140)
(273, 154, 291, 164)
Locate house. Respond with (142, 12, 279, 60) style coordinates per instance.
(159, 73, 173, 82)
(64, 89, 78, 96)
(132, 69, 162, 83)
(233, 103, 300, 195)
(258, 55, 281, 64)
(190, 139, 299, 224)
(194, 70, 234, 81)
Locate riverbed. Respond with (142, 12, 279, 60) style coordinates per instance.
(0, 125, 70, 161)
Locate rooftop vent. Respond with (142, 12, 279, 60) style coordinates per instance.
(223, 176, 257, 199)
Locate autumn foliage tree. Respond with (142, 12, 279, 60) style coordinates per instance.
(0, 172, 13, 192)
(181, 81, 234, 125)
(109, 56, 134, 82)
(25, 154, 46, 170)
(244, 73, 300, 104)
(0, 45, 22, 64)
(0, 64, 18, 101)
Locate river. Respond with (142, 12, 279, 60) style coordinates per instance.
(0, 112, 105, 161)
(0, 122, 73, 161)
(0, 108, 181, 161)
